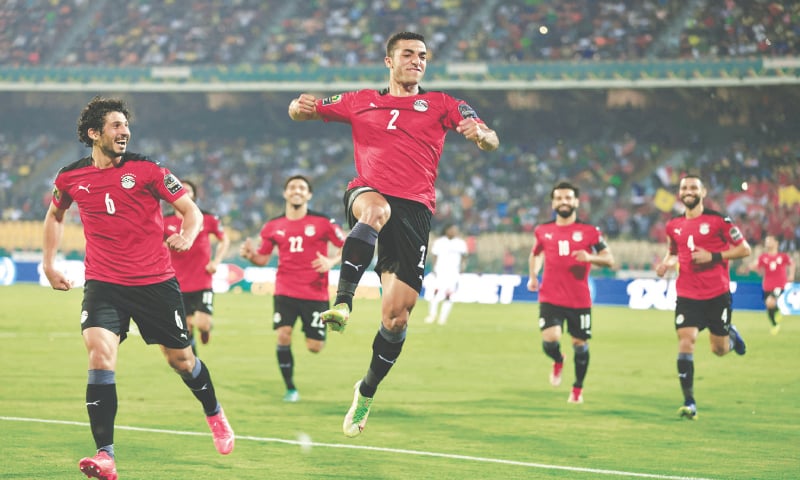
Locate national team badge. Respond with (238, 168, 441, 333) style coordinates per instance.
(413, 99, 429, 112)
(120, 174, 136, 189)
(52, 186, 61, 203)
(322, 94, 342, 105)
(305, 225, 316, 237)
(699, 223, 710, 235)
(572, 231, 583, 242)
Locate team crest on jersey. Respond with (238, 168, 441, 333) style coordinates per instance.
(322, 94, 342, 106)
(572, 231, 583, 242)
(699, 223, 710, 235)
(120, 174, 136, 189)
(413, 99, 429, 112)
(458, 103, 477, 119)
(52, 186, 61, 203)
(164, 173, 183, 194)
(305, 225, 316, 237)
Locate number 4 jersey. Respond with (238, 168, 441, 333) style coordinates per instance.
(51, 153, 185, 285)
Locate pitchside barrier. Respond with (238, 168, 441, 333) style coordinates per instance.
(3, 257, 799, 315)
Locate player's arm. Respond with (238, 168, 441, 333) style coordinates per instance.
(457, 118, 499, 151)
(527, 238, 544, 291)
(240, 237, 271, 266)
(587, 247, 615, 268)
(207, 227, 231, 274)
(655, 237, 678, 277)
(42, 202, 71, 291)
(693, 239, 752, 264)
(787, 256, 796, 284)
(288, 93, 322, 121)
(166, 194, 202, 252)
(312, 245, 342, 273)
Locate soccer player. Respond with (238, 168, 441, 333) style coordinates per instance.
(749, 234, 795, 335)
(527, 181, 614, 404)
(240, 175, 345, 402)
(163, 179, 230, 352)
(288, 31, 499, 436)
(42, 97, 234, 480)
(656, 174, 751, 420)
(423, 224, 468, 325)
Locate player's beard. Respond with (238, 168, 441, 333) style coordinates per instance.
(681, 195, 700, 209)
(555, 206, 575, 218)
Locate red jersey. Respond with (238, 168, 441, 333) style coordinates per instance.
(316, 88, 485, 212)
(164, 210, 225, 292)
(756, 252, 793, 291)
(665, 209, 746, 300)
(257, 211, 345, 301)
(51, 153, 186, 285)
(532, 221, 608, 309)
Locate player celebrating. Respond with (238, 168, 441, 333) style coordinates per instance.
(288, 31, 499, 436)
(163, 179, 230, 352)
(656, 174, 751, 420)
(527, 181, 614, 404)
(749, 234, 795, 335)
(424, 224, 468, 325)
(43, 96, 233, 480)
(240, 175, 345, 402)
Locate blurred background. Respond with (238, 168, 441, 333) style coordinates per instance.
(1, 0, 798, 279)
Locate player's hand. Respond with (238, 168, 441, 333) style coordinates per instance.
(456, 118, 484, 143)
(289, 93, 319, 120)
(240, 238, 255, 260)
(691, 247, 712, 264)
(166, 233, 193, 252)
(312, 251, 334, 273)
(44, 268, 72, 291)
(572, 250, 591, 263)
(527, 276, 539, 292)
(205, 261, 219, 274)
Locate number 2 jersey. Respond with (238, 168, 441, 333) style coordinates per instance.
(315, 88, 487, 213)
(665, 209, 746, 300)
(256, 211, 346, 301)
(532, 221, 608, 309)
(51, 152, 185, 285)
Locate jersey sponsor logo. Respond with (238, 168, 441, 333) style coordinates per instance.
(458, 103, 477, 119)
(729, 226, 743, 242)
(322, 94, 342, 105)
(545, 233, 552, 239)
(276, 229, 286, 236)
(164, 173, 183, 194)
(413, 99, 429, 112)
(77, 184, 91, 193)
(305, 225, 316, 237)
(572, 231, 583, 242)
(673, 228, 682, 235)
(121, 173, 136, 189)
(699, 223, 710, 235)
(166, 224, 178, 233)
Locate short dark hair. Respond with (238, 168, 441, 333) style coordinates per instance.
(551, 181, 579, 199)
(386, 32, 426, 57)
(182, 179, 198, 198)
(680, 174, 704, 187)
(284, 174, 312, 192)
(77, 96, 131, 147)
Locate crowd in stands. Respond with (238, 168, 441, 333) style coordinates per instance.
(3, 0, 799, 67)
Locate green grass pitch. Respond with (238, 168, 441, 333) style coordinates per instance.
(1, 283, 797, 479)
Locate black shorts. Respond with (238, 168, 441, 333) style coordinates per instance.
(183, 289, 214, 316)
(674, 292, 732, 336)
(763, 288, 784, 301)
(343, 187, 432, 293)
(273, 295, 328, 341)
(81, 278, 190, 349)
(538, 302, 593, 340)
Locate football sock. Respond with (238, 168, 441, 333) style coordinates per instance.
(360, 325, 406, 398)
(439, 301, 454, 323)
(677, 353, 694, 403)
(335, 223, 378, 310)
(189, 334, 197, 356)
(86, 370, 117, 452)
(573, 343, 589, 388)
(767, 308, 777, 326)
(277, 344, 295, 390)
(181, 358, 220, 416)
(542, 340, 562, 363)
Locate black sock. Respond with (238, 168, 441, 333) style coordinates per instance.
(360, 329, 405, 398)
(181, 359, 220, 415)
(277, 345, 295, 390)
(86, 383, 117, 452)
(677, 353, 694, 404)
(542, 341, 563, 363)
(336, 223, 378, 310)
(767, 308, 777, 326)
(573, 344, 589, 388)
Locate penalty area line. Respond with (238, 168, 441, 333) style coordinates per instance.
(1, 416, 713, 480)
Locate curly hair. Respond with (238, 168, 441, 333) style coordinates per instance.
(77, 96, 131, 147)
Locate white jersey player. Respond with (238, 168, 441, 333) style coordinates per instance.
(424, 224, 468, 325)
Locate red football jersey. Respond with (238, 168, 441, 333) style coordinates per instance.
(52, 153, 186, 285)
(164, 210, 225, 292)
(665, 209, 746, 300)
(757, 252, 793, 291)
(316, 88, 485, 212)
(257, 211, 345, 301)
(532, 221, 608, 309)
